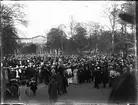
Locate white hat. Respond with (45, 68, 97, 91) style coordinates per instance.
(41, 62, 44, 65)
(20, 66, 24, 68)
(19, 69, 21, 73)
(51, 65, 55, 68)
(97, 67, 100, 69)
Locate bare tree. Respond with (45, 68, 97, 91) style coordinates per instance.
(69, 15, 78, 38)
(103, 3, 120, 54)
(85, 22, 103, 53)
(58, 24, 67, 55)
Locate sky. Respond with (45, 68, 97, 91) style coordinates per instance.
(2, 1, 125, 38)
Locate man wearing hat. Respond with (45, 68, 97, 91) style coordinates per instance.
(30, 77, 37, 96)
(109, 68, 116, 88)
(43, 66, 50, 85)
(10, 67, 16, 79)
(94, 66, 101, 89)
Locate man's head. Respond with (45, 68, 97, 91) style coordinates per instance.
(51, 69, 55, 74)
(122, 66, 130, 73)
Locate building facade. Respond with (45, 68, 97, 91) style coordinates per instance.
(18, 35, 47, 54)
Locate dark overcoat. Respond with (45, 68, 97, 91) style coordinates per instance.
(108, 71, 137, 104)
(48, 81, 58, 102)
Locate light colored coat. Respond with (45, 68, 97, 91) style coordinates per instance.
(18, 86, 30, 103)
(72, 69, 78, 84)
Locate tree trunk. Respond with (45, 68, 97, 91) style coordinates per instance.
(112, 31, 115, 55)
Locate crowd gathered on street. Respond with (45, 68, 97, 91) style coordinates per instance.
(2, 53, 137, 104)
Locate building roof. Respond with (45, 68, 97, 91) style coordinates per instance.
(32, 35, 46, 39)
(19, 35, 47, 44)
(19, 35, 46, 40)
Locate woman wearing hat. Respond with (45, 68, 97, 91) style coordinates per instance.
(109, 68, 116, 88)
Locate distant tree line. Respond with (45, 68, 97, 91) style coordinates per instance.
(45, 1, 136, 55)
(45, 23, 134, 55)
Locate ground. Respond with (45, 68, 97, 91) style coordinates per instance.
(4, 82, 112, 104)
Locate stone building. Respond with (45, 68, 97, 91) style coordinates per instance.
(19, 35, 47, 54)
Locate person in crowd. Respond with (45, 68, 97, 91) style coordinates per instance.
(57, 71, 64, 95)
(90, 63, 95, 82)
(66, 67, 73, 85)
(63, 70, 68, 93)
(72, 66, 78, 84)
(109, 68, 116, 88)
(85, 66, 91, 83)
(101, 69, 109, 88)
(30, 77, 37, 96)
(38, 66, 43, 83)
(10, 81, 19, 99)
(94, 67, 101, 89)
(108, 65, 137, 104)
(51, 68, 57, 80)
(34, 67, 39, 83)
(48, 75, 58, 103)
(18, 81, 30, 103)
(26, 80, 30, 87)
(43, 66, 50, 85)
(4, 83, 12, 99)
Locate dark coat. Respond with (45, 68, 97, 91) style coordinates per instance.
(10, 70, 16, 79)
(48, 81, 58, 102)
(108, 71, 137, 104)
(43, 68, 50, 84)
(94, 70, 101, 84)
(57, 72, 64, 92)
(30, 81, 37, 91)
(102, 70, 109, 83)
(63, 72, 68, 87)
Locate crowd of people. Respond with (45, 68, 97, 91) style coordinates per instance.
(2, 53, 137, 104)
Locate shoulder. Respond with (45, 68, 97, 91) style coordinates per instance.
(19, 86, 22, 89)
